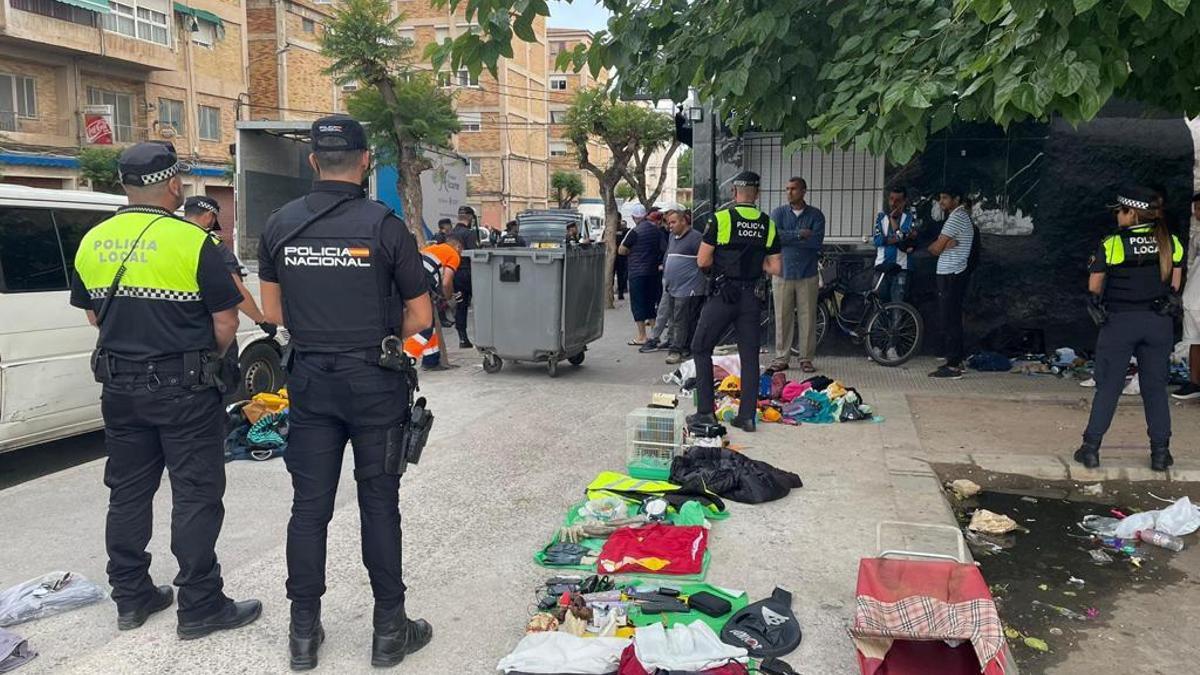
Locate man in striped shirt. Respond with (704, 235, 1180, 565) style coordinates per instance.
(927, 186, 975, 379)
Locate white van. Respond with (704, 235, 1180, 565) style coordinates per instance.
(0, 184, 286, 453)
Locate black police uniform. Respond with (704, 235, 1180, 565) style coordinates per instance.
(1079, 200, 1183, 470)
(690, 200, 781, 425)
(68, 143, 258, 633)
(187, 197, 250, 397)
(257, 155, 428, 642)
(449, 215, 478, 345)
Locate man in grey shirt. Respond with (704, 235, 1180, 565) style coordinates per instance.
(662, 205, 705, 364)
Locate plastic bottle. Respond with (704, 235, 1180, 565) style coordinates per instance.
(1137, 529, 1184, 552)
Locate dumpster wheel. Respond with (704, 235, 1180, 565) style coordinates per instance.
(547, 358, 560, 378)
(568, 352, 585, 366)
(483, 353, 503, 374)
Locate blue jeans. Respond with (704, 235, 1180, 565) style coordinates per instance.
(874, 270, 908, 304)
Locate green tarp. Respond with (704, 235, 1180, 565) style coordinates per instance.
(56, 0, 110, 14)
(172, 2, 222, 28)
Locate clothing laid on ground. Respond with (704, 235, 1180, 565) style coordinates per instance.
(597, 524, 708, 575)
(769, 204, 825, 280)
(0, 628, 36, 673)
(936, 206, 973, 275)
(618, 645, 748, 675)
(670, 446, 802, 504)
(632, 621, 749, 672)
(496, 632, 629, 674)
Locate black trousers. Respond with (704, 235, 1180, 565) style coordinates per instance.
(937, 272, 970, 368)
(453, 272, 472, 343)
(691, 287, 760, 420)
(615, 256, 629, 299)
(670, 296, 703, 354)
(101, 377, 230, 621)
(1084, 311, 1173, 447)
(285, 352, 409, 613)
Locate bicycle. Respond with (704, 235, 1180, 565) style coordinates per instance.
(812, 260, 924, 366)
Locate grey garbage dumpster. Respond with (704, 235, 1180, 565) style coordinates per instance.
(466, 245, 605, 376)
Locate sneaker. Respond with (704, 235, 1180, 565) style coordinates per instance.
(459, 340, 473, 349)
(886, 347, 900, 362)
(1122, 374, 1140, 396)
(928, 365, 964, 380)
(638, 339, 660, 353)
(665, 352, 683, 365)
(1171, 383, 1200, 400)
(1079, 377, 1096, 388)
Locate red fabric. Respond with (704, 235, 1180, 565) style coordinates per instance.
(617, 645, 748, 675)
(597, 524, 708, 576)
(851, 558, 1006, 675)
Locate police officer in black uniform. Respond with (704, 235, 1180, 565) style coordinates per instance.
(448, 206, 478, 347)
(497, 219, 528, 248)
(689, 171, 783, 433)
(258, 116, 434, 670)
(183, 195, 277, 396)
(1075, 187, 1184, 472)
(69, 142, 262, 638)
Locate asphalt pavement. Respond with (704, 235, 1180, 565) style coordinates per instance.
(2, 306, 978, 674)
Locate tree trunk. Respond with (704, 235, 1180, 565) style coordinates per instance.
(398, 153, 430, 246)
(600, 181, 621, 310)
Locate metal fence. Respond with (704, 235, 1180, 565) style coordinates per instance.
(741, 133, 886, 242)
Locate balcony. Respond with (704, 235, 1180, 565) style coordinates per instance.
(2, 0, 177, 71)
(0, 110, 75, 148)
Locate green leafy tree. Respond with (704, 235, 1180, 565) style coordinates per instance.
(322, 0, 459, 243)
(78, 147, 123, 193)
(563, 87, 676, 306)
(429, 0, 1200, 163)
(614, 182, 635, 201)
(551, 170, 584, 207)
(677, 147, 692, 189)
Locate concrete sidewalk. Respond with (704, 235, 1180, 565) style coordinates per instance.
(2, 307, 1000, 674)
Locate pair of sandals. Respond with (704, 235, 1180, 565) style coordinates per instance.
(769, 360, 817, 374)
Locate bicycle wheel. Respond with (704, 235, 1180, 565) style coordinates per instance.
(864, 301, 923, 366)
(814, 302, 829, 350)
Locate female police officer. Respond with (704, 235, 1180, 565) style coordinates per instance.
(1075, 187, 1183, 472)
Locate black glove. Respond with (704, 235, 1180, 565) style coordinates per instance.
(257, 321, 278, 338)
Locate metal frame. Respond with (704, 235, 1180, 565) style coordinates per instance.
(876, 521, 967, 564)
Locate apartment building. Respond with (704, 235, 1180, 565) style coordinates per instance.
(546, 26, 607, 205)
(245, 0, 354, 121)
(0, 0, 248, 211)
(399, 0, 549, 226)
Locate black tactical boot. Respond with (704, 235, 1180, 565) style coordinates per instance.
(371, 605, 433, 668)
(289, 604, 325, 671)
(1072, 440, 1100, 469)
(1150, 444, 1174, 472)
(730, 416, 757, 433)
(176, 599, 263, 640)
(686, 412, 718, 427)
(117, 585, 174, 631)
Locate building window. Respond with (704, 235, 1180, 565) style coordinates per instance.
(398, 27, 415, 43)
(438, 69, 479, 88)
(549, 110, 567, 124)
(466, 157, 481, 176)
(458, 112, 481, 132)
(341, 82, 359, 93)
(11, 0, 98, 27)
(550, 141, 570, 157)
(104, 0, 170, 46)
(191, 19, 219, 46)
(198, 104, 221, 141)
(549, 76, 568, 91)
(0, 73, 37, 131)
(434, 26, 449, 43)
(302, 17, 315, 33)
(157, 97, 184, 136)
(87, 87, 135, 142)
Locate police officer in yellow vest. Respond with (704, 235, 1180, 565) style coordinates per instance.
(69, 142, 263, 638)
(689, 171, 783, 433)
(258, 116, 434, 671)
(1076, 187, 1184, 472)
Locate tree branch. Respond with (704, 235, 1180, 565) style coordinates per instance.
(646, 139, 680, 205)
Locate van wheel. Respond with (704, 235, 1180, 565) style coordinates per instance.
(238, 342, 285, 400)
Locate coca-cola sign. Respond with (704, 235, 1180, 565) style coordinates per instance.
(83, 104, 114, 145)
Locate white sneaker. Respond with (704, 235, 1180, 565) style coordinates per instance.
(1079, 377, 1096, 388)
(1122, 374, 1140, 396)
(886, 347, 900, 361)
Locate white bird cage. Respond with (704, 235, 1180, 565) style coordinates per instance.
(626, 407, 687, 479)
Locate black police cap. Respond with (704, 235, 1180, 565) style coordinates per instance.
(119, 141, 191, 186)
(184, 195, 221, 229)
(311, 115, 369, 152)
(458, 205, 476, 216)
(1108, 186, 1158, 211)
(732, 171, 760, 188)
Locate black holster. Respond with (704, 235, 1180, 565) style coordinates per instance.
(90, 349, 113, 384)
(1151, 294, 1183, 318)
(383, 397, 434, 476)
(192, 351, 227, 393)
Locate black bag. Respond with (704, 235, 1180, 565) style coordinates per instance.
(720, 588, 802, 658)
(688, 591, 732, 617)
